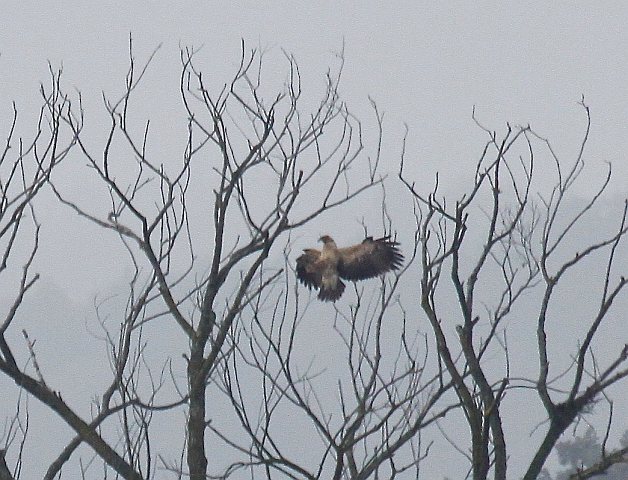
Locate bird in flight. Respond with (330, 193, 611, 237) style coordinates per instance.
(296, 235, 403, 301)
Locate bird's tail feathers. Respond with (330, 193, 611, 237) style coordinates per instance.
(318, 279, 345, 302)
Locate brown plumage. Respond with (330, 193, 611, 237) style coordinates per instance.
(296, 235, 404, 302)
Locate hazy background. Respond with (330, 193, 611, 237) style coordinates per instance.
(3, 2, 628, 297)
(1, 2, 628, 478)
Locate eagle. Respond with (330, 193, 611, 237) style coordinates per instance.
(296, 235, 404, 302)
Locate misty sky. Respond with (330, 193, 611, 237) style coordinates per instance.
(1, 2, 628, 479)
(3, 2, 628, 298)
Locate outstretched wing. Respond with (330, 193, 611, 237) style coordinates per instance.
(296, 248, 322, 290)
(337, 236, 403, 281)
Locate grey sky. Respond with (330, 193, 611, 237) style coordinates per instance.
(4, 3, 628, 193)
(1, 2, 628, 479)
(3, 1, 627, 299)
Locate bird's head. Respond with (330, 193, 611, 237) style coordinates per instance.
(319, 235, 334, 245)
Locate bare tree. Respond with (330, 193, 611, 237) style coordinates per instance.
(400, 100, 628, 480)
(1, 38, 401, 479)
(205, 221, 459, 479)
(0, 68, 77, 480)
(2, 39, 628, 480)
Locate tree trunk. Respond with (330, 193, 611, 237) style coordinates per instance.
(0, 450, 14, 480)
(187, 348, 208, 480)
